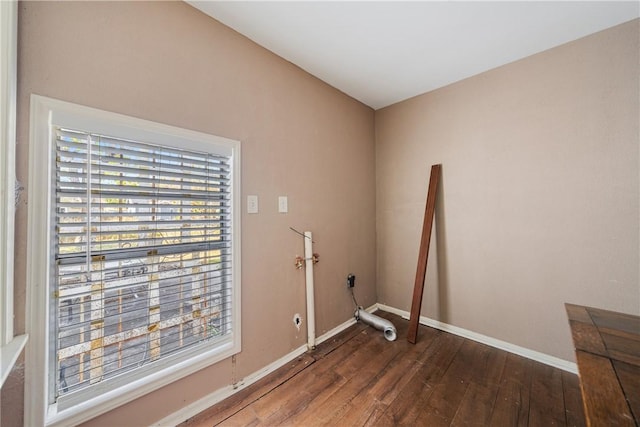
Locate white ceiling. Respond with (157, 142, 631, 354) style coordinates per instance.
(187, 1, 639, 110)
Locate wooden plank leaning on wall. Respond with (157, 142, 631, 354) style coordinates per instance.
(407, 164, 441, 344)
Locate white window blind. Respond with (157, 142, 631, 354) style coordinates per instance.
(53, 127, 234, 404)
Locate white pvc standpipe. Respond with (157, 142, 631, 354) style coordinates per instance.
(304, 231, 316, 350)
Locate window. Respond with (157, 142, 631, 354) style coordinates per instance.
(0, 0, 28, 388)
(26, 95, 241, 426)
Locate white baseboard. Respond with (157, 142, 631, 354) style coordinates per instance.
(153, 304, 376, 426)
(376, 303, 577, 374)
(156, 302, 574, 427)
(316, 303, 377, 345)
(152, 344, 308, 427)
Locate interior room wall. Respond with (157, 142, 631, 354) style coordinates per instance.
(375, 19, 639, 363)
(3, 2, 376, 426)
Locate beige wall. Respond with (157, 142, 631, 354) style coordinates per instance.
(376, 19, 639, 362)
(2, 2, 376, 426)
(4, 2, 638, 425)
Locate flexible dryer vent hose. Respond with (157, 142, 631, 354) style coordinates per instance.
(356, 308, 397, 341)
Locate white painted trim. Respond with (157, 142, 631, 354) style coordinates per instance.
(0, 0, 17, 347)
(154, 305, 376, 426)
(0, 0, 25, 389)
(376, 303, 577, 374)
(316, 303, 376, 345)
(1, 334, 27, 386)
(317, 318, 357, 345)
(24, 95, 54, 427)
(25, 95, 243, 426)
(47, 341, 240, 427)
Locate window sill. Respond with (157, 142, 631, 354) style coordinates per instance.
(1, 334, 28, 387)
(44, 336, 238, 427)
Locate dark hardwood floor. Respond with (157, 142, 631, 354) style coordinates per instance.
(181, 311, 585, 427)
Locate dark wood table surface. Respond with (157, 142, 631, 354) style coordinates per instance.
(566, 303, 640, 426)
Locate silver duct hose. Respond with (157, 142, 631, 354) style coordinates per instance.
(355, 308, 397, 341)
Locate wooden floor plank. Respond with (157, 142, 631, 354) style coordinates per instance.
(450, 344, 506, 426)
(475, 343, 508, 388)
(612, 359, 640, 422)
(489, 353, 534, 427)
(375, 331, 465, 426)
(311, 320, 368, 359)
(180, 354, 315, 426)
(327, 326, 440, 426)
(217, 328, 374, 425)
(366, 327, 440, 405)
(574, 351, 635, 426)
(285, 332, 404, 426)
(451, 382, 499, 427)
(566, 304, 639, 426)
(246, 365, 343, 423)
(412, 339, 488, 426)
(528, 361, 567, 426)
(237, 329, 386, 425)
(562, 370, 586, 427)
(184, 312, 584, 427)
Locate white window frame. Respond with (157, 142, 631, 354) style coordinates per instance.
(25, 95, 242, 427)
(0, 0, 28, 388)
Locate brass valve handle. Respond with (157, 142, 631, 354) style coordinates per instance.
(294, 254, 319, 268)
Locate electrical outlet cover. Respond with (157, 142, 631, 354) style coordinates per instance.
(278, 196, 288, 213)
(247, 195, 258, 214)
